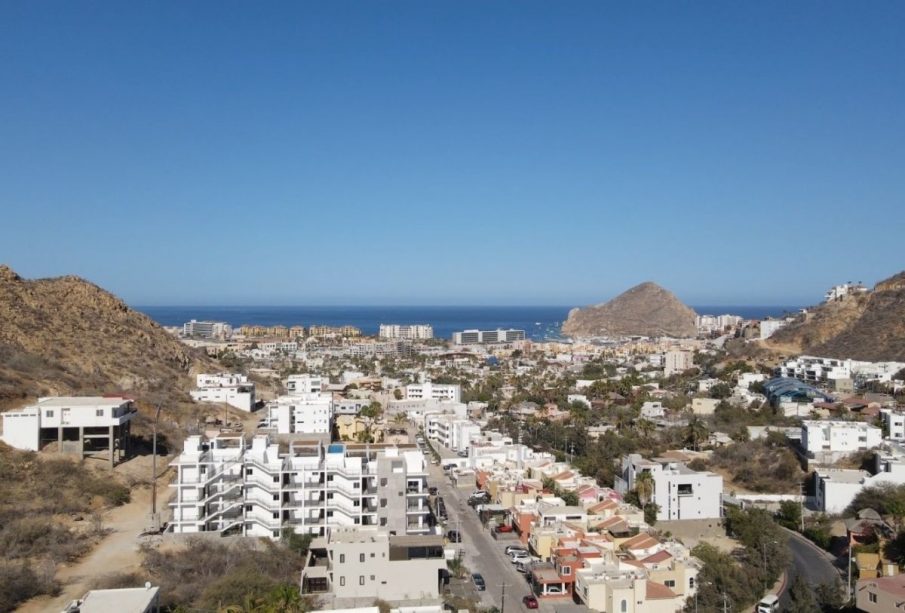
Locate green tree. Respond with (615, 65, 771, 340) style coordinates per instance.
(684, 416, 709, 451)
(786, 573, 819, 613)
(635, 470, 655, 508)
(776, 500, 802, 530)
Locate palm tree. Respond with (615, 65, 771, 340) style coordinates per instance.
(635, 418, 655, 440)
(635, 470, 655, 508)
(685, 416, 709, 451)
(263, 584, 307, 613)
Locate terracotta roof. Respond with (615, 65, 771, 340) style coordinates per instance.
(858, 574, 905, 598)
(621, 533, 660, 551)
(588, 500, 618, 514)
(641, 550, 673, 564)
(646, 580, 678, 600)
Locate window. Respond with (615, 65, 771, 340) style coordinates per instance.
(96, 409, 104, 416)
(339, 576, 345, 587)
(621, 600, 627, 613)
(273, 494, 279, 501)
(360, 553, 365, 562)
(272, 512, 278, 519)
(247, 468, 253, 475)
(359, 576, 365, 586)
(370, 575, 375, 580)
(677, 483, 694, 496)
(869, 593, 878, 603)
(340, 554, 345, 563)
(45, 410, 54, 418)
(370, 553, 375, 558)
(246, 505, 252, 512)
(273, 476, 279, 483)
(561, 566, 571, 576)
(689, 577, 695, 588)
(664, 580, 675, 588)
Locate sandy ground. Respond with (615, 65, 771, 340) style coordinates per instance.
(17, 464, 170, 612)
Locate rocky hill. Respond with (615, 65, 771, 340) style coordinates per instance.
(562, 282, 697, 338)
(766, 270, 905, 361)
(0, 265, 211, 408)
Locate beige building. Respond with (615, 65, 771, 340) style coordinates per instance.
(856, 575, 905, 613)
(575, 569, 685, 613)
(302, 527, 446, 604)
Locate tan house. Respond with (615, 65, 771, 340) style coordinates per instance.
(856, 575, 905, 613)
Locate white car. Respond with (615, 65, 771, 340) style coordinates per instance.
(510, 551, 530, 564)
(505, 545, 528, 555)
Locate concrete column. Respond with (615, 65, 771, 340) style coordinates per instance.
(58, 427, 63, 453)
(109, 424, 115, 469)
(78, 427, 84, 457)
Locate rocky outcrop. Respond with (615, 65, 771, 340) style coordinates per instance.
(562, 282, 697, 338)
(766, 270, 905, 361)
(0, 265, 211, 407)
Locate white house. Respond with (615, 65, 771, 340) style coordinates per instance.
(285, 374, 325, 396)
(191, 373, 256, 412)
(802, 420, 883, 463)
(881, 410, 905, 442)
(1, 396, 135, 467)
(640, 402, 666, 420)
(404, 382, 461, 403)
(264, 393, 333, 435)
(617, 454, 723, 521)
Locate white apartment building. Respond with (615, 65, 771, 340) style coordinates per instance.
(285, 374, 326, 396)
(617, 454, 723, 521)
(183, 319, 232, 339)
(640, 401, 665, 419)
(301, 527, 446, 602)
(451, 329, 526, 345)
(663, 351, 693, 377)
(378, 324, 434, 340)
(695, 314, 742, 334)
(169, 436, 431, 538)
(264, 394, 333, 435)
(881, 409, 905, 442)
(191, 373, 256, 412)
(759, 319, 787, 340)
(825, 283, 867, 302)
(404, 382, 461, 403)
(801, 420, 883, 460)
(1, 396, 135, 467)
(814, 457, 905, 514)
(424, 414, 481, 453)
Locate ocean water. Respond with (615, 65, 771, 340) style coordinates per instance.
(136, 305, 801, 341)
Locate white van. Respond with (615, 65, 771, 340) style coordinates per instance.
(756, 594, 780, 613)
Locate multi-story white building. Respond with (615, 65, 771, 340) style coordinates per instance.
(285, 374, 325, 396)
(663, 351, 693, 377)
(263, 394, 333, 435)
(759, 319, 788, 340)
(801, 420, 883, 460)
(424, 414, 481, 453)
(191, 373, 256, 412)
(1, 396, 135, 467)
(378, 324, 434, 340)
(183, 320, 232, 339)
(404, 382, 461, 403)
(825, 283, 868, 302)
(451, 328, 526, 345)
(168, 435, 431, 538)
(301, 527, 446, 602)
(695, 314, 742, 334)
(881, 409, 905, 442)
(617, 454, 723, 521)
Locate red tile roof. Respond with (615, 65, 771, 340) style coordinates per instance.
(646, 580, 678, 600)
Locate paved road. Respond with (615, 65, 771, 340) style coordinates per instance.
(782, 528, 844, 607)
(430, 462, 549, 613)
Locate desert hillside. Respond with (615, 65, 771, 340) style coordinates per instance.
(766, 271, 905, 361)
(0, 265, 211, 408)
(562, 281, 697, 338)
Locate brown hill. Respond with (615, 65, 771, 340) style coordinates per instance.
(766, 271, 905, 361)
(562, 282, 697, 338)
(0, 265, 211, 408)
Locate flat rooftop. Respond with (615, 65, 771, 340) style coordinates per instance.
(71, 585, 159, 613)
(37, 396, 131, 407)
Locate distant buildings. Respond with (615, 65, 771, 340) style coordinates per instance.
(1, 396, 135, 467)
(190, 373, 256, 412)
(825, 282, 867, 302)
(183, 319, 232, 339)
(404, 382, 461, 403)
(452, 328, 525, 345)
(663, 350, 693, 377)
(168, 435, 431, 538)
(759, 319, 787, 339)
(264, 393, 333, 435)
(378, 324, 433, 340)
(802, 420, 882, 464)
(695, 314, 742, 334)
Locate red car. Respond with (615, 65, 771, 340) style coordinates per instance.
(522, 595, 539, 609)
(495, 524, 514, 533)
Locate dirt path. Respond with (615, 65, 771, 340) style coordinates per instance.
(18, 481, 159, 612)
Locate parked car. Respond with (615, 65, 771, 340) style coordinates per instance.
(505, 545, 528, 555)
(495, 524, 514, 533)
(447, 530, 461, 543)
(457, 450, 468, 457)
(546, 586, 563, 594)
(523, 595, 539, 609)
(472, 573, 486, 591)
(510, 551, 530, 564)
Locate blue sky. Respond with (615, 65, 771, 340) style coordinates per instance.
(1, 2, 903, 306)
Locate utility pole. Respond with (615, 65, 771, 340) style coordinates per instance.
(149, 404, 162, 533)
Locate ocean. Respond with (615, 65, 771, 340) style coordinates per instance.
(135, 305, 801, 341)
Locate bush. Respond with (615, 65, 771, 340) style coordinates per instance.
(0, 560, 58, 612)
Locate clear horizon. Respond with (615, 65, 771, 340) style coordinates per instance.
(2, 2, 903, 305)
